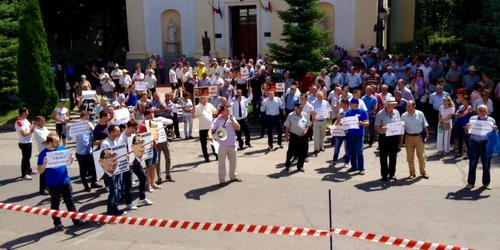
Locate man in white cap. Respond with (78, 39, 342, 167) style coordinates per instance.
(375, 97, 402, 182)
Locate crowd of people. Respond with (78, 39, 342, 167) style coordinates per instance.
(13, 49, 500, 231)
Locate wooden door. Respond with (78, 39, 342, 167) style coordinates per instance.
(231, 6, 257, 60)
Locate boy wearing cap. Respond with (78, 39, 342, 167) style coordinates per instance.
(342, 98, 369, 175)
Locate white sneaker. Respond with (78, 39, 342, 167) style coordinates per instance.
(126, 204, 138, 210)
(138, 199, 153, 205)
(23, 175, 32, 180)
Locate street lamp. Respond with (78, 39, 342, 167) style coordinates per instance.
(374, 7, 387, 53)
(378, 8, 387, 21)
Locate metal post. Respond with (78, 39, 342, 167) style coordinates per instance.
(329, 189, 333, 250)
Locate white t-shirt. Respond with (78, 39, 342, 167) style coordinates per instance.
(120, 75, 132, 88)
(211, 77, 224, 86)
(439, 106, 455, 124)
(169, 69, 176, 83)
(15, 117, 32, 143)
(111, 69, 123, 80)
(101, 137, 118, 150)
(195, 103, 217, 130)
(55, 107, 69, 124)
(145, 75, 157, 89)
(118, 132, 131, 146)
(181, 99, 193, 116)
(99, 73, 110, 84)
(176, 68, 183, 80)
(133, 72, 145, 83)
(302, 102, 314, 117)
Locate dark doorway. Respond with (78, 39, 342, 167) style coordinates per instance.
(231, 6, 257, 60)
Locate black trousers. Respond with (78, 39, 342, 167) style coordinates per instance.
(199, 129, 217, 160)
(39, 172, 46, 193)
(172, 113, 180, 137)
(18, 143, 32, 177)
(236, 118, 251, 147)
(267, 115, 283, 146)
(285, 133, 308, 169)
(378, 134, 399, 179)
(47, 182, 80, 226)
(454, 123, 469, 155)
(76, 153, 97, 189)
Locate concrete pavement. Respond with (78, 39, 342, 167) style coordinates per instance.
(0, 111, 499, 249)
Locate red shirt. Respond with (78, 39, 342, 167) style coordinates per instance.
(373, 92, 384, 110)
(138, 121, 157, 148)
(300, 75, 315, 93)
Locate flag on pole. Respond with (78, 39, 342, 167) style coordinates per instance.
(259, 0, 268, 11)
(208, 1, 223, 19)
(268, 1, 273, 13)
(217, 1, 223, 19)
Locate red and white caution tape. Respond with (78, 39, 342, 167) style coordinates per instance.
(0, 203, 328, 237)
(0, 202, 473, 249)
(330, 228, 472, 250)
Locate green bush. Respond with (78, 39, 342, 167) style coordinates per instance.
(0, 1, 20, 112)
(428, 35, 464, 53)
(17, 0, 58, 117)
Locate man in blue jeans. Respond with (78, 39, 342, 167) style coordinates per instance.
(361, 86, 378, 147)
(342, 98, 369, 175)
(37, 133, 88, 231)
(465, 105, 497, 190)
(118, 119, 153, 209)
(331, 98, 350, 167)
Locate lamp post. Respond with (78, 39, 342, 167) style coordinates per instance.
(375, 7, 387, 52)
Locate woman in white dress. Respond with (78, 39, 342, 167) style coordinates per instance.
(436, 96, 455, 155)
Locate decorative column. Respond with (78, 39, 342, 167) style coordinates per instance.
(126, 0, 148, 59)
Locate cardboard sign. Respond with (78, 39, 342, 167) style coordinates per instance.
(275, 83, 285, 92)
(127, 132, 153, 164)
(262, 82, 276, 92)
(208, 85, 218, 97)
(46, 150, 71, 168)
(114, 108, 130, 125)
(93, 144, 129, 179)
(194, 86, 209, 98)
(135, 82, 147, 91)
(146, 119, 167, 144)
(82, 90, 96, 100)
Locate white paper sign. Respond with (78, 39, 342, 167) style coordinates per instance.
(275, 83, 285, 92)
(315, 108, 329, 120)
(210, 140, 219, 154)
(68, 121, 90, 137)
(341, 116, 359, 130)
(386, 121, 405, 136)
(329, 125, 345, 137)
(93, 144, 129, 179)
(114, 108, 130, 125)
(135, 82, 147, 91)
(127, 132, 153, 164)
(82, 90, 96, 100)
(470, 120, 494, 136)
(46, 150, 71, 169)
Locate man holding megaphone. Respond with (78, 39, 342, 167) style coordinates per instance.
(208, 105, 241, 187)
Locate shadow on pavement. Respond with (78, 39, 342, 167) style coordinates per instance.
(316, 165, 353, 183)
(185, 184, 222, 200)
(0, 176, 21, 187)
(354, 177, 421, 192)
(0, 227, 54, 250)
(445, 188, 490, 201)
(1, 192, 40, 204)
(267, 168, 299, 179)
(172, 160, 206, 170)
(243, 148, 274, 156)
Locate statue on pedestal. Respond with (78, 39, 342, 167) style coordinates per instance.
(202, 31, 211, 56)
(168, 19, 177, 42)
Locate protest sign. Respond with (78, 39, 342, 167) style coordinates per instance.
(275, 83, 285, 92)
(194, 86, 209, 98)
(114, 108, 130, 125)
(208, 86, 218, 97)
(262, 82, 277, 92)
(127, 132, 153, 164)
(146, 118, 167, 144)
(328, 125, 345, 137)
(135, 82, 147, 91)
(68, 121, 90, 137)
(341, 116, 359, 130)
(93, 144, 129, 179)
(46, 150, 72, 169)
(82, 90, 96, 100)
(469, 120, 494, 136)
(386, 121, 405, 136)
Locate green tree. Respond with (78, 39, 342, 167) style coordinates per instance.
(0, 0, 20, 112)
(17, 0, 58, 117)
(465, 0, 500, 80)
(268, 0, 330, 78)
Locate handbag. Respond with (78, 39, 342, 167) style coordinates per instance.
(442, 123, 451, 131)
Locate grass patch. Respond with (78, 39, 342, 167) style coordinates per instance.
(0, 109, 20, 126)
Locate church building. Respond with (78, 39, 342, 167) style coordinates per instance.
(125, 0, 415, 62)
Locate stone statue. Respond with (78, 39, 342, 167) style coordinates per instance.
(202, 31, 211, 56)
(318, 17, 328, 31)
(168, 19, 177, 42)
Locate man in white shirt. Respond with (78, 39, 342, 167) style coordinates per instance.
(311, 92, 331, 156)
(195, 96, 218, 162)
(145, 69, 157, 94)
(111, 63, 123, 92)
(119, 69, 132, 93)
(15, 107, 37, 180)
(169, 63, 178, 97)
(99, 67, 110, 89)
(232, 90, 253, 149)
(33, 115, 50, 195)
(132, 68, 145, 90)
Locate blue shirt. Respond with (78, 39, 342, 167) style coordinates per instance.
(125, 92, 138, 106)
(37, 146, 71, 187)
(68, 129, 93, 155)
(361, 95, 378, 117)
(260, 97, 284, 116)
(285, 92, 299, 110)
(345, 108, 368, 136)
(382, 72, 398, 87)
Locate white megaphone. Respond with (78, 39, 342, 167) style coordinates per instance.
(214, 127, 228, 141)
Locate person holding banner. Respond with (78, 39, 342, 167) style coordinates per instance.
(139, 110, 162, 191)
(374, 97, 402, 182)
(342, 99, 369, 175)
(67, 112, 102, 192)
(331, 98, 350, 167)
(465, 105, 497, 190)
(208, 105, 241, 187)
(37, 133, 88, 231)
(34, 116, 50, 195)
